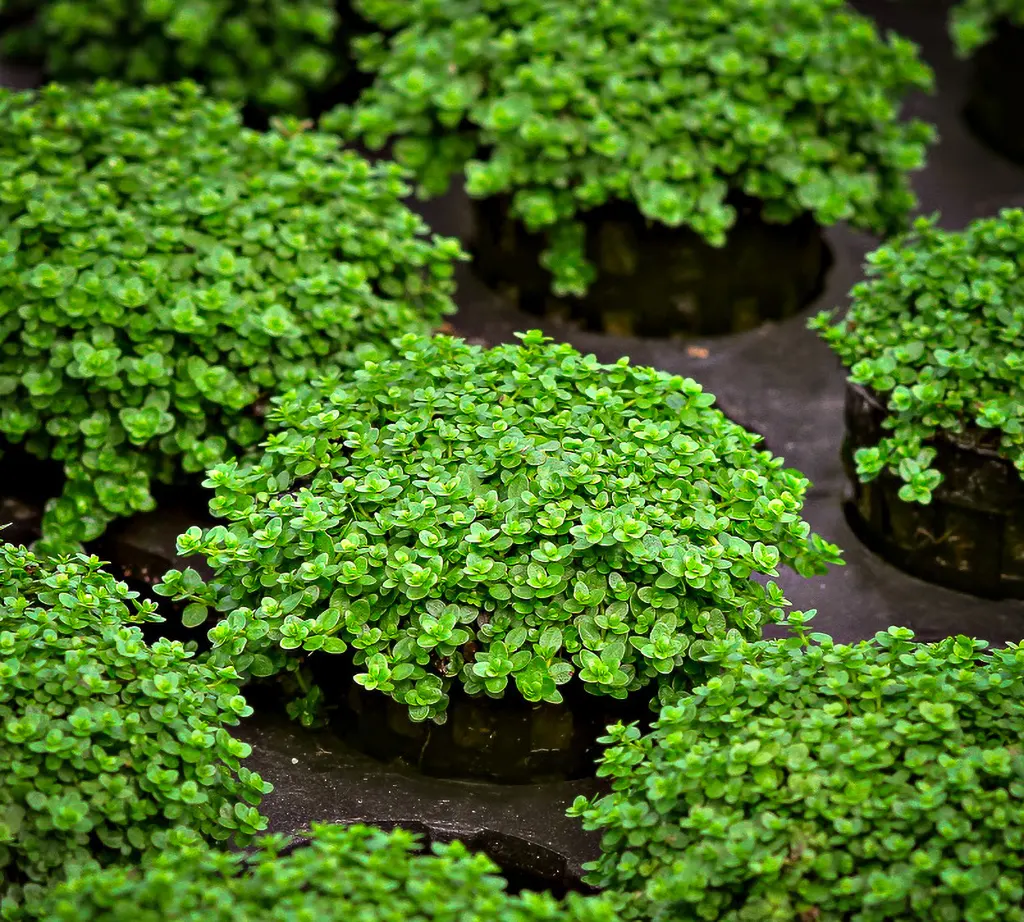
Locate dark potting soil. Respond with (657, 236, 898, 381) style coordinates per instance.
(2, 0, 1024, 884)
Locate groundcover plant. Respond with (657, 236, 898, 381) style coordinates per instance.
(156, 331, 843, 726)
(0, 542, 271, 920)
(810, 209, 1024, 504)
(36, 823, 618, 922)
(322, 0, 935, 298)
(0, 0, 343, 114)
(570, 613, 1024, 922)
(0, 80, 464, 554)
(949, 0, 1024, 55)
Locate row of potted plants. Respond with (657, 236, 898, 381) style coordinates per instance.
(2, 0, 1020, 164)
(0, 1, 1019, 344)
(0, 3, 1021, 919)
(0, 80, 465, 555)
(6, 539, 1024, 922)
(0, 65, 1021, 599)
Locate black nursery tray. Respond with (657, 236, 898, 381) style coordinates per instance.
(2, 0, 1024, 891)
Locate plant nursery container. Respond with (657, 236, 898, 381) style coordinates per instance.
(470, 195, 831, 338)
(341, 681, 653, 784)
(842, 381, 1024, 599)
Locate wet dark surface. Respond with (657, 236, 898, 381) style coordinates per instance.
(233, 710, 603, 890)
(2, 0, 1024, 883)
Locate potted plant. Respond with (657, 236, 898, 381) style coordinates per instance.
(322, 0, 936, 338)
(0, 80, 466, 556)
(0, 0, 346, 119)
(0, 541, 271, 921)
(155, 330, 844, 782)
(570, 613, 1024, 922)
(37, 823, 617, 922)
(950, 0, 1024, 162)
(810, 210, 1024, 598)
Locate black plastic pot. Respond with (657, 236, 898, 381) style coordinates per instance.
(470, 195, 831, 338)
(842, 382, 1024, 599)
(963, 22, 1024, 165)
(340, 679, 654, 784)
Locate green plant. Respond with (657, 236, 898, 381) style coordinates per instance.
(0, 541, 271, 920)
(570, 613, 1024, 922)
(322, 0, 935, 298)
(949, 0, 1024, 56)
(155, 330, 843, 726)
(0, 0, 343, 114)
(38, 822, 617, 922)
(810, 209, 1024, 505)
(0, 80, 464, 554)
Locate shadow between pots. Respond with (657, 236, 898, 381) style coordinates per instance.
(233, 706, 605, 893)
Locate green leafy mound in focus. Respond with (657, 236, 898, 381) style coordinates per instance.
(0, 542, 271, 920)
(156, 331, 842, 726)
(37, 823, 618, 922)
(571, 614, 1024, 922)
(810, 210, 1024, 505)
(0, 0, 344, 114)
(0, 80, 464, 553)
(323, 0, 935, 297)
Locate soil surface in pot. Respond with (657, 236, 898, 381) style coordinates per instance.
(842, 383, 1024, 599)
(471, 195, 832, 339)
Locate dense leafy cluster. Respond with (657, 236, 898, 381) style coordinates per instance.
(950, 0, 1024, 55)
(570, 615, 1024, 922)
(0, 542, 271, 919)
(0, 0, 343, 114)
(156, 331, 842, 725)
(810, 210, 1024, 504)
(38, 823, 617, 922)
(323, 0, 935, 297)
(0, 81, 464, 553)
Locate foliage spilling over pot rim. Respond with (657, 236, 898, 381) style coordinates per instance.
(0, 542, 271, 920)
(156, 330, 843, 726)
(0, 0, 343, 114)
(810, 209, 1024, 505)
(0, 80, 464, 554)
(38, 823, 618, 922)
(570, 613, 1024, 922)
(949, 0, 1024, 56)
(323, 0, 935, 298)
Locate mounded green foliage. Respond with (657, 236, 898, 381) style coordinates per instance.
(0, 542, 271, 919)
(810, 210, 1024, 504)
(950, 0, 1024, 55)
(0, 80, 464, 553)
(323, 0, 935, 297)
(0, 0, 342, 114)
(570, 615, 1024, 922)
(156, 331, 842, 725)
(39, 822, 617, 922)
